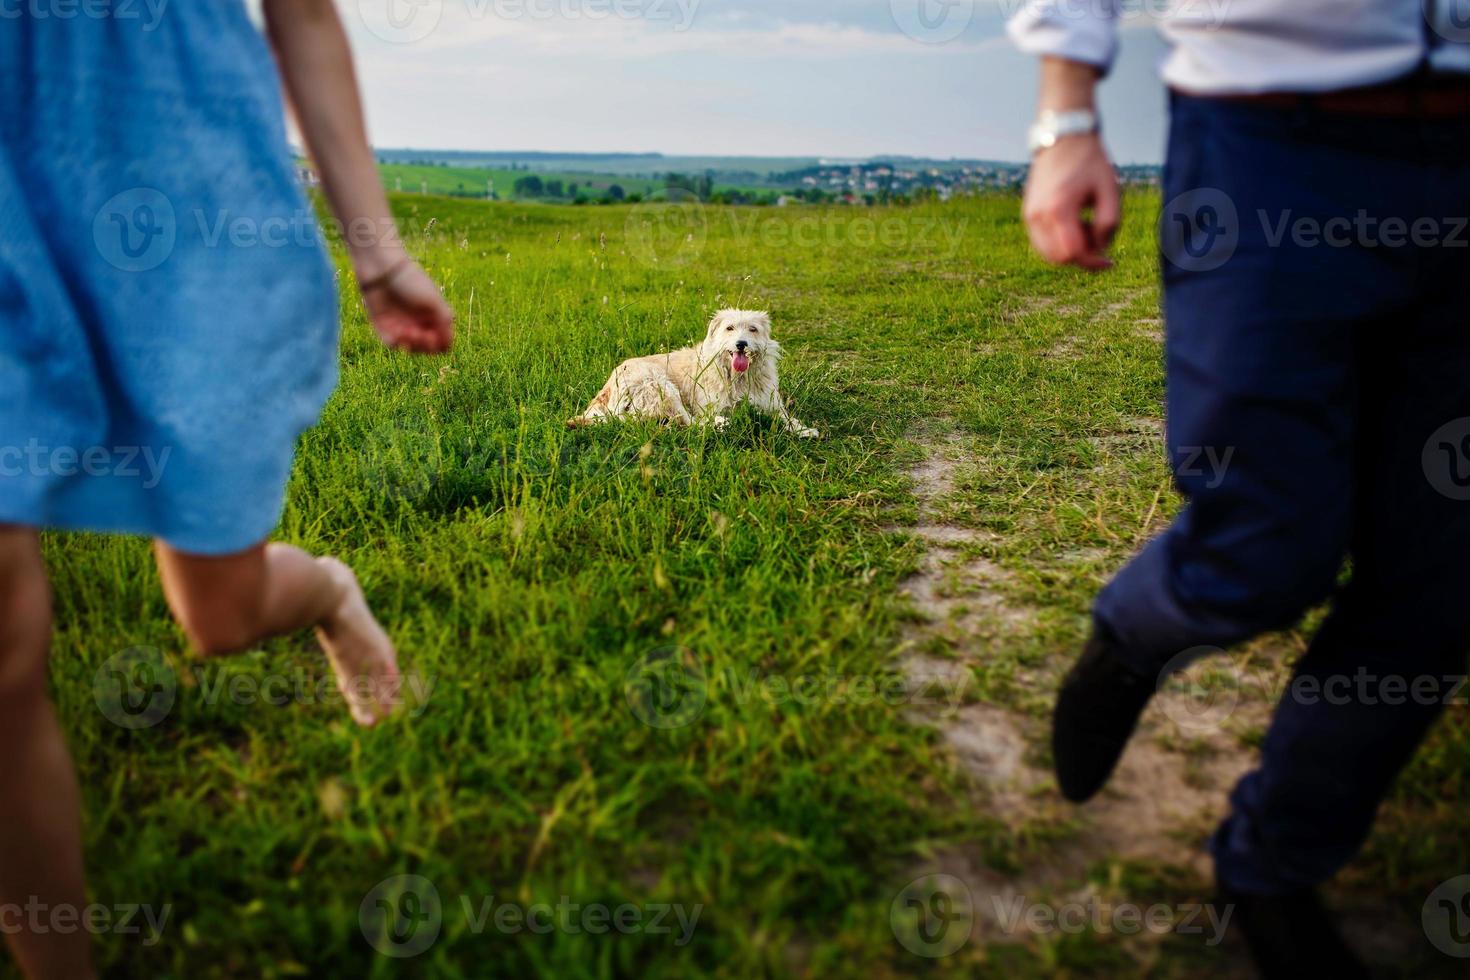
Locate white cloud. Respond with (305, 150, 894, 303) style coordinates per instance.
(311, 0, 1167, 160)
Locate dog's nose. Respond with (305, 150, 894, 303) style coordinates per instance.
(735, 340, 749, 352)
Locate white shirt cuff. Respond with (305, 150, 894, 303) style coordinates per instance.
(1006, 0, 1120, 75)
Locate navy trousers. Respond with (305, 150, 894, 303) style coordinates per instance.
(1094, 90, 1470, 894)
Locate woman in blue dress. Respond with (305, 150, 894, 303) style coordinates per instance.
(0, 3, 454, 974)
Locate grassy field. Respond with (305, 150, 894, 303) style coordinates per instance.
(378, 163, 773, 203)
(34, 192, 1470, 977)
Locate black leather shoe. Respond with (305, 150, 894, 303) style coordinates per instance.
(1218, 885, 1369, 979)
(1051, 628, 1155, 803)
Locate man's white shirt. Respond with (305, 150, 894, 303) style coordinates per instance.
(1007, 0, 1470, 92)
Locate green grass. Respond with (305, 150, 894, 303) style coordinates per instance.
(34, 192, 1470, 978)
(378, 163, 772, 203)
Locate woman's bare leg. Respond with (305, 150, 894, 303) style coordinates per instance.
(153, 542, 399, 726)
(0, 526, 93, 980)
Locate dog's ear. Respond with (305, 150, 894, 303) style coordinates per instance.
(707, 310, 729, 335)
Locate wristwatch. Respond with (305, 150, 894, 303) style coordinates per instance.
(1027, 109, 1100, 155)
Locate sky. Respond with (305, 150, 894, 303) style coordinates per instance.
(321, 0, 1171, 162)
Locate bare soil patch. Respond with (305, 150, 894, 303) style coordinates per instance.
(889, 428, 1280, 903)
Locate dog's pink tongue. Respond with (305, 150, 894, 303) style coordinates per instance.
(732, 352, 750, 374)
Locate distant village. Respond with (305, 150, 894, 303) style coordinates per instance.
(777, 160, 1161, 204)
(326, 153, 1164, 206)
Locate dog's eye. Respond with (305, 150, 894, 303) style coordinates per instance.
(725, 326, 735, 332)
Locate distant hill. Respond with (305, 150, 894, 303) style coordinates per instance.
(363, 149, 1160, 204)
(371, 148, 1025, 181)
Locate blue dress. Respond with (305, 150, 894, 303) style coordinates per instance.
(0, 3, 340, 554)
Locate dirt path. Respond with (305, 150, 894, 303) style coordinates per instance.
(883, 412, 1446, 976)
(887, 425, 1274, 967)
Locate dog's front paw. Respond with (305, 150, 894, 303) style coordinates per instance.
(713, 415, 731, 431)
(795, 426, 821, 439)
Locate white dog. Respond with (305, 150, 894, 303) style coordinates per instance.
(567, 309, 820, 437)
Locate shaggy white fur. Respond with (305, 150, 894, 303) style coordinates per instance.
(567, 310, 820, 438)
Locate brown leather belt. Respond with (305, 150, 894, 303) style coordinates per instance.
(1181, 75, 1470, 119)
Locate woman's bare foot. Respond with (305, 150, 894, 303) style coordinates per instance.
(314, 557, 400, 726)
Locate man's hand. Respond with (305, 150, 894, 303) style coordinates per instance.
(1022, 132, 1121, 270)
(1021, 56, 1120, 271)
(361, 260, 454, 354)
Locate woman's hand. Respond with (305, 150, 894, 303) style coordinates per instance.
(263, 1, 452, 354)
(360, 259, 454, 355)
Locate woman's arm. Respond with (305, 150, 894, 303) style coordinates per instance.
(262, 0, 453, 354)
